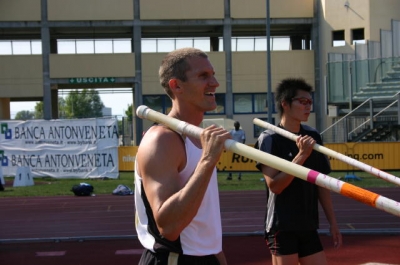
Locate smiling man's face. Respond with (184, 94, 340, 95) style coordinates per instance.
(177, 56, 220, 113)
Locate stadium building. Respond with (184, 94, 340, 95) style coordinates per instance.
(1, 0, 399, 145)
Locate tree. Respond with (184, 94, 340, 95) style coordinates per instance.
(117, 119, 123, 136)
(14, 110, 34, 120)
(33, 97, 67, 119)
(64, 89, 104, 118)
(58, 97, 66, 118)
(125, 104, 133, 121)
(34, 102, 43, 119)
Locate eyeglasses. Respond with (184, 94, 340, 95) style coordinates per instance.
(292, 97, 313, 106)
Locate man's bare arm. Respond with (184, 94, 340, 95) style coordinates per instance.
(137, 125, 230, 241)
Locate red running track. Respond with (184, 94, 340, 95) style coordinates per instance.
(1, 188, 400, 264)
(1, 234, 400, 265)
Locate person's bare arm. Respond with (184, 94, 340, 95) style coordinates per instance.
(318, 187, 342, 248)
(137, 125, 230, 241)
(261, 135, 315, 194)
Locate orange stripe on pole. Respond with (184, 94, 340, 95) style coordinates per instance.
(341, 183, 379, 207)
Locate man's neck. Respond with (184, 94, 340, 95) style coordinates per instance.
(168, 108, 203, 126)
(280, 119, 300, 134)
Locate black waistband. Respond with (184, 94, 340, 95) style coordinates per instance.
(141, 249, 220, 265)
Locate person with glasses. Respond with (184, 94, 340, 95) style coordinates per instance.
(254, 78, 342, 265)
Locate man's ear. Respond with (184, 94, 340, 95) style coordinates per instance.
(281, 100, 289, 110)
(169, 79, 182, 92)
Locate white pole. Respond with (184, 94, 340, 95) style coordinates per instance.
(253, 118, 400, 186)
(137, 106, 400, 218)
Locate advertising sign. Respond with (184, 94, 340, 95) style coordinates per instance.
(0, 118, 119, 179)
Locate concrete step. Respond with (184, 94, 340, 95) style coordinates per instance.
(392, 65, 400, 71)
(360, 85, 400, 91)
(355, 91, 400, 98)
(365, 81, 400, 87)
(386, 72, 400, 78)
(381, 76, 400, 82)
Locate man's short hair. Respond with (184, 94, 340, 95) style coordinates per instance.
(275, 78, 313, 116)
(159, 48, 208, 98)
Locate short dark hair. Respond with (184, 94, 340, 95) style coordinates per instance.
(275, 78, 313, 116)
(159, 48, 208, 98)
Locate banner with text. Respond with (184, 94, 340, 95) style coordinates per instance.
(0, 118, 119, 179)
(118, 142, 400, 172)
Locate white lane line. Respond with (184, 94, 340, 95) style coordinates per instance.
(36, 251, 66, 256)
(115, 249, 144, 255)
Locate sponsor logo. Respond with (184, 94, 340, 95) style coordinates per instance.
(1, 123, 12, 139)
(0, 150, 8, 166)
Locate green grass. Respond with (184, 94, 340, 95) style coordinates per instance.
(0, 173, 135, 197)
(0, 171, 399, 197)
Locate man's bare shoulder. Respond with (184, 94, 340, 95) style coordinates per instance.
(138, 125, 184, 161)
(137, 125, 186, 179)
(140, 125, 183, 146)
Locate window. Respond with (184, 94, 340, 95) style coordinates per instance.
(142, 39, 157, 53)
(12, 40, 33, 54)
(352, 28, 365, 45)
(220, 37, 292, 52)
(0, 40, 42, 55)
(141, 38, 210, 53)
(233, 93, 272, 114)
(57, 39, 132, 54)
(332, 30, 345, 47)
(94, 40, 113, 53)
(76, 40, 94, 53)
(254, 38, 267, 51)
(235, 38, 254, 51)
(112, 39, 131, 53)
(143, 95, 163, 114)
(142, 95, 172, 114)
(58, 40, 76, 54)
(254, 94, 270, 113)
(205, 94, 225, 114)
(176, 39, 193, 49)
(0, 41, 12, 54)
(30, 41, 42, 54)
(157, 39, 175, 52)
(272, 37, 290, 51)
(234, 94, 252, 113)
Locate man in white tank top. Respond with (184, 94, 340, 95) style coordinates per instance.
(135, 48, 231, 265)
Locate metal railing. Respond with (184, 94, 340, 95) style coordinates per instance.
(322, 93, 400, 143)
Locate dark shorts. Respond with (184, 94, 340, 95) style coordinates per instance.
(265, 230, 323, 258)
(139, 249, 220, 265)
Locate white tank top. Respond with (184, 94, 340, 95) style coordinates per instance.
(135, 137, 222, 256)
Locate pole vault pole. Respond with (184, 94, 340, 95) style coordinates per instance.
(253, 118, 400, 186)
(137, 105, 400, 218)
